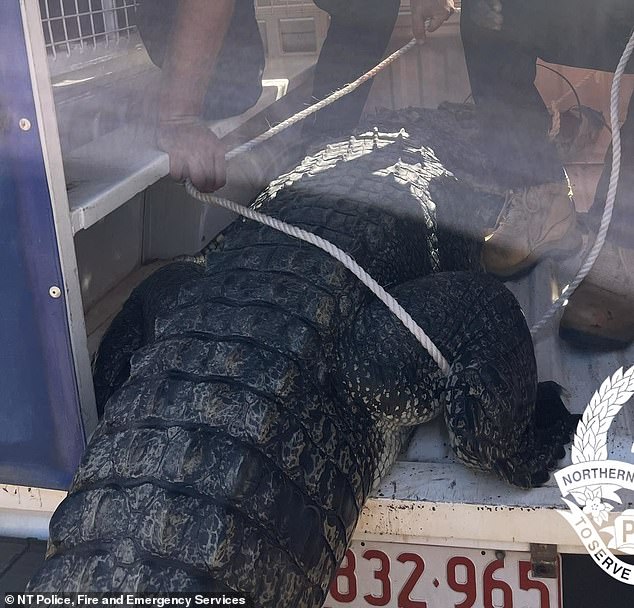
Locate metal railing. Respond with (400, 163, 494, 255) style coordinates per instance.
(40, 0, 138, 59)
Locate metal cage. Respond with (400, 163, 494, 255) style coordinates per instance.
(39, 0, 138, 59)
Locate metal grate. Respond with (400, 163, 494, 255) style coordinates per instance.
(39, 0, 139, 58)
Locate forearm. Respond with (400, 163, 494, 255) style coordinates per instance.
(159, 0, 236, 122)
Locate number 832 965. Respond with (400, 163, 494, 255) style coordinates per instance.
(324, 542, 562, 608)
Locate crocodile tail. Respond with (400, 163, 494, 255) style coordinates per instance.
(29, 236, 382, 603)
(92, 262, 204, 416)
(91, 292, 143, 417)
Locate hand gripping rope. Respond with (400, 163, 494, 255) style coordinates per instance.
(184, 30, 634, 375)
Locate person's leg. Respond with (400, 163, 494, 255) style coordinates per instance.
(466, 0, 634, 280)
(526, 1, 634, 347)
(462, 0, 634, 184)
(305, 0, 400, 136)
(461, 1, 564, 188)
(461, 0, 578, 277)
(535, 0, 634, 231)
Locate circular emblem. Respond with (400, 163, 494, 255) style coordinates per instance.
(555, 365, 634, 585)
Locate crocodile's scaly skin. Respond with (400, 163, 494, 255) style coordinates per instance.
(29, 107, 575, 606)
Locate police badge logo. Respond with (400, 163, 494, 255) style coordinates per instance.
(555, 365, 634, 584)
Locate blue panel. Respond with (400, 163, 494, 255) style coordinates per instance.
(0, 1, 85, 489)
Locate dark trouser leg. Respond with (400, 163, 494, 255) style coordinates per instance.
(460, 2, 564, 188)
(462, 0, 634, 218)
(306, 0, 400, 135)
(527, 1, 634, 249)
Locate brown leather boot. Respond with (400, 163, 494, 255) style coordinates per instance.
(559, 240, 634, 349)
(483, 181, 581, 278)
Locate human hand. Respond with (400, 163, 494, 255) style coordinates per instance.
(411, 0, 455, 43)
(156, 116, 227, 193)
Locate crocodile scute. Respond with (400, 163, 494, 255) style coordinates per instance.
(28, 106, 576, 606)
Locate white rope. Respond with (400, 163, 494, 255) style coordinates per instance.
(185, 39, 452, 375)
(553, 69, 596, 109)
(531, 29, 634, 336)
(225, 39, 418, 161)
(548, 100, 561, 141)
(185, 181, 451, 376)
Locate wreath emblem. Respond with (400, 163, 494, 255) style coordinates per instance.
(555, 365, 634, 584)
(570, 365, 634, 520)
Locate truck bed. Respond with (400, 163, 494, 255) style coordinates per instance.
(5, 0, 632, 558)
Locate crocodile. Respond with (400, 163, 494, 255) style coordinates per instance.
(29, 105, 576, 606)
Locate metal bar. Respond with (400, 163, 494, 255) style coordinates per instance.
(99, 0, 117, 47)
(58, 0, 72, 56)
(0, 509, 57, 541)
(73, 0, 84, 51)
(121, 0, 130, 37)
(0, 485, 66, 540)
(42, 0, 56, 58)
(88, 2, 98, 49)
